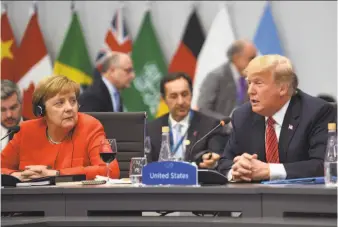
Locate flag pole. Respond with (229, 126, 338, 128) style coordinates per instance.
(32, 1, 38, 14)
(224, 1, 238, 39)
(192, 1, 200, 11)
(118, 1, 125, 10)
(71, 0, 75, 13)
(145, 0, 152, 12)
(2, 1, 8, 13)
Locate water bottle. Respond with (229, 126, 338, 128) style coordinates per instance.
(324, 123, 337, 186)
(158, 126, 171, 161)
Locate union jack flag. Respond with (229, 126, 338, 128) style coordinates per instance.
(94, 8, 132, 80)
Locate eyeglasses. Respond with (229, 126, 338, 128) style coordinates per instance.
(119, 67, 134, 74)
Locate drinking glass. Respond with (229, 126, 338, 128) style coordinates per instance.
(100, 139, 117, 183)
(129, 157, 147, 186)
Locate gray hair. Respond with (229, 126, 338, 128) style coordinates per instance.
(226, 40, 247, 61)
(1, 80, 22, 103)
(101, 53, 121, 73)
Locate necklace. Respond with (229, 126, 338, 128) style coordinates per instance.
(46, 128, 67, 145)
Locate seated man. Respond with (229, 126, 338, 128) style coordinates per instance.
(1, 80, 25, 151)
(147, 72, 228, 168)
(216, 54, 336, 182)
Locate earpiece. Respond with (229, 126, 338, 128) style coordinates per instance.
(32, 99, 80, 118)
(33, 98, 45, 117)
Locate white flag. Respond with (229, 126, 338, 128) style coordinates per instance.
(192, 4, 235, 108)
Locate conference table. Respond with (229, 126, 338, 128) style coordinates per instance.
(2, 183, 337, 227)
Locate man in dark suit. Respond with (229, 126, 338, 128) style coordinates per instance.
(79, 52, 135, 112)
(196, 39, 257, 120)
(1, 80, 25, 151)
(216, 55, 336, 182)
(147, 72, 228, 168)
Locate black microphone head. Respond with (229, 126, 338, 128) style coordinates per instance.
(220, 117, 231, 126)
(10, 125, 20, 133)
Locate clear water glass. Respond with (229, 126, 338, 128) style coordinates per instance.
(129, 157, 147, 186)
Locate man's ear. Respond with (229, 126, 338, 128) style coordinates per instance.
(279, 83, 289, 96)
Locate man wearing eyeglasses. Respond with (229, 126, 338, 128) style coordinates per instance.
(1, 80, 24, 151)
(79, 52, 135, 112)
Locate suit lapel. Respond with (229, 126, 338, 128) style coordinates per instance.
(98, 79, 114, 111)
(251, 114, 266, 162)
(278, 93, 301, 162)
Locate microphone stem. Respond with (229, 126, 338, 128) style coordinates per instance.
(189, 123, 221, 158)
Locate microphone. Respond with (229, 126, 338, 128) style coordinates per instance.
(189, 117, 231, 162)
(1, 126, 20, 141)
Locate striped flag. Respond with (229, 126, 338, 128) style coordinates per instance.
(94, 7, 132, 80)
(254, 2, 284, 55)
(156, 8, 205, 118)
(14, 3, 52, 119)
(53, 10, 93, 88)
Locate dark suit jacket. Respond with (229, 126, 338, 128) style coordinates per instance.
(217, 89, 336, 179)
(78, 78, 123, 112)
(197, 62, 247, 120)
(146, 110, 228, 163)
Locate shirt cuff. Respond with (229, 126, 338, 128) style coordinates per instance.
(227, 169, 235, 182)
(269, 164, 287, 180)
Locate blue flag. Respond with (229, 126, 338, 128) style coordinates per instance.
(254, 2, 284, 55)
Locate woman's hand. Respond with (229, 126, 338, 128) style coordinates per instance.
(24, 165, 59, 178)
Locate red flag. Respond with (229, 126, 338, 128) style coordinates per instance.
(15, 6, 52, 119)
(1, 10, 18, 81)
(168, 9, 205, 81)
(94, 7, 132, 79)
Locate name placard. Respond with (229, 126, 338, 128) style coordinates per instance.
(142, 161, 198, 186)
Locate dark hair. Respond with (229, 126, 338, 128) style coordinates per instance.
(160, 72, 193, 98)
(317, 94, 336, 103)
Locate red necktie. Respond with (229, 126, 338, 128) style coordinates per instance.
(265, 117, 280, 163)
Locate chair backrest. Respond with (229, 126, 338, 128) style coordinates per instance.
(85, 112, 146, 178)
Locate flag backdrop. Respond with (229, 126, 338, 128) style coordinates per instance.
(1, 9, 18, 81)
(94, 7, 132, 80)
(156, 9, 205, 118)
(53, 11, 93, 87)
(192, 4, 235, 108)
(122, 10, 167, 120)
(253, 2, 284, 55)
(15, 5, 53, 119)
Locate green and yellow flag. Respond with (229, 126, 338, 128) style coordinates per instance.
(53, 11, 93, 86)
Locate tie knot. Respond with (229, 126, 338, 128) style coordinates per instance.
(267, 117, 276, 126)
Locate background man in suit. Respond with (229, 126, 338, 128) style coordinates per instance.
(79, 52, 135, 112)
(197, 39, 257, 120)
(147, 72, 228, 168)
(216, 54, 336, 182)
(1, 80, 24, 151)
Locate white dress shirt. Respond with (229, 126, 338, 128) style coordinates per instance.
(169, 113, 191, 160)
(1, 118, 23, 152)
(228, 100, 291, 181)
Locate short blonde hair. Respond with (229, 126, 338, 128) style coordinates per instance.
(243, 55, 297, 94)
(32, 75, 80, 106)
